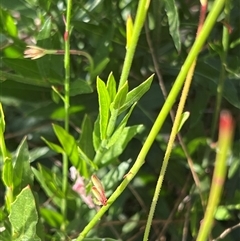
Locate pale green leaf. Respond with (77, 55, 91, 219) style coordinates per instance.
(96, 77, 111, 140)
(119, 74, 154, 114)
(9, 186, 40, 241)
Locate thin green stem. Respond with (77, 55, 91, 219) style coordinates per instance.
(144, 63, 197, 241)
(61, 0, 72, 232)
(196, 111, 234, 241)
(144, 2, 209, 238)
(118, 0, 150, 90)
(210, 0, 230, 141)
(76, 0, 225, 239)
(0, 104, 8, 160)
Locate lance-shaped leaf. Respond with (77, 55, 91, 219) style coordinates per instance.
(91, 175, 107, 206)
(112, 81, 128, 110)
(164, 0, 181, 52)
(52, 124, 79, 162)
(126, 15, 134, 49)
(119, 74, 154, 114)
(106, 72, 117, 102)
(106, 81, 128, 137)
(107, 102, 137, 148)
(177, 111, 190, 132)
(97, 77, 111, 140)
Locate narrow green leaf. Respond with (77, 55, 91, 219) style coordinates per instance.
(52, 124, 81, 170)
(2, 157, 13, 187)
(0, 70, 51, 87)
(100, 125, 145, 165)
(13, 137, 33, 198)
(78, 146, 98, 171)
(112, 81, 128, 110)
(96, 77, 111, 140)
(91, 57, 110, 80)
(126, 15, 134, 49)
(93, 116, 101, 151)
(41, 137, 64, 154)
(40, 208, 64, 228)
(2, 59, 62, 86)
(70, 79, 93, 96)
(9, 186, 40, 241)
(119, 74, 154, 114)
(37, 17, 52, 40)
(106, 72, 117, 102)
(164, 0, 181, 52)
(32, 167, 62, 208)
(0, 102, 5, 132)
(177, 111, 190, 132)
(106, 108, 118, 138)
(29, 147, 50, 162)
(79, 115, 95, 160)
(0, 8, 18, 37)
(107, 102, 137, 148)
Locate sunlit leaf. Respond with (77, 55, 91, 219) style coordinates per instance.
(9, 186, 40, 241)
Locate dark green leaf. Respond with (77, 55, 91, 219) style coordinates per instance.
(70, 79, 93, 96)
(2, 59, 62, 87)
(164, 0, 181, 52)
(37, 17, 52, 40)
(78, 115, 95, 160)
(13, 137, 33, 198)
(40, 208, 63, 228)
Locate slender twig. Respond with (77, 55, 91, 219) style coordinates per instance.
(212, 223, 240, 241)
(118, 0, 151, 90)
(203, 0, 231, 167)
(61, 0, 72, 232)
(156, 174, 191, 240)
(143, 1, 209, 239)
(182, 198, 191, 241)
(145, 16, 204, 209)
(196, 111, 234, 241)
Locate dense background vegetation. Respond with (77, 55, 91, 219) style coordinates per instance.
(0, 0, 239, 240)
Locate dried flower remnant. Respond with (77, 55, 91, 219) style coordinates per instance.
(91, 175, 107, 206)
(24, 45, 47, 59)
(70, 167, 95, 208)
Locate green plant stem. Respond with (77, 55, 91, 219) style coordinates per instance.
(0, 104, 8, 160)
(210, 0, 230, 141)
(196, 111, 234, 241)
(118, 0, 150, 90)
(61, 0, 72, 232)
(76, 0, 225, 240)
(144, 62, 198, 241)
(144, 2, 209, 239)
